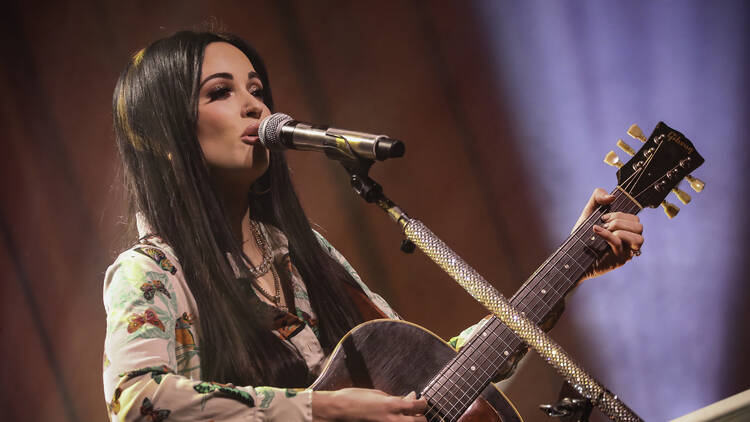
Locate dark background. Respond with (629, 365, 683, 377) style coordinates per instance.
(1, 1, 748, 421)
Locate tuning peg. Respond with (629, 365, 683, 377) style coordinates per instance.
(685, 174, 705, 192)
(627, 124, 647, 142)
(617, 139, 636, 156)
(661, 200, 680, 218)
(604, 151, 623, 168)
(672, 187, 691, 204)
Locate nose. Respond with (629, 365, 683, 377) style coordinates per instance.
(242, 94, 263, 119)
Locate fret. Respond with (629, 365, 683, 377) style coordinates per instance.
(423, 189, 643, 418)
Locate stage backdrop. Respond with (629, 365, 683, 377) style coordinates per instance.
(1, 1, 747, 421)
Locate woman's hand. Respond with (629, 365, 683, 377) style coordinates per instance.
(313, 388, 427, 422)
(574, 188, 644, 282)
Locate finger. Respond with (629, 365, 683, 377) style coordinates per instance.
(574, 188, 615, 232)
(404, 391, 416, 400)
(592, 188, 617, 206)
(611, 231, 644, 252)
(594, 226, 645, 258)
(601, 211, 640, 222)
(601, 212, 641, 226)
(583, 188, 614, 216)
(400, 397, 428, 414)
(593, 225, 623, 255)
(601, 218, 643, 235)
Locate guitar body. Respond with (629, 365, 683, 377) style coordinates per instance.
(311, 319, 523, 422)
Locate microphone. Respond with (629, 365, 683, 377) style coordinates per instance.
(258, 113, 405, 161)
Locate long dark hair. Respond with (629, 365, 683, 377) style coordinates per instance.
(113, 30, 366, 387)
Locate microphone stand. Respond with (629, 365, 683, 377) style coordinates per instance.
(338, 157, 642, 422)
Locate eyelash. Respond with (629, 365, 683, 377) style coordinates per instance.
(208, 86, 231, 101)
(207, 85, 265, 102)
(251, 87, 265, 100)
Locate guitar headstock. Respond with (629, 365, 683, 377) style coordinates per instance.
(604, 122, 705, 217)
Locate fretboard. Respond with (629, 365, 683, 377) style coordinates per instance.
(422, 188, 641, 421)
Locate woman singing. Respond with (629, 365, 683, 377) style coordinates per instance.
(103, 30, 644, 421)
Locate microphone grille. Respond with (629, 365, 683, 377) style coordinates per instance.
(259, 113, 293, 149)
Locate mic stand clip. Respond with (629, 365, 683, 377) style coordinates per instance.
(340, 158, 415, 254)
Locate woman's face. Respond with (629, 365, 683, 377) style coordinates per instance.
(196, 42, 271, 184)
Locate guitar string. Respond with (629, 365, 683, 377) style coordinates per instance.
(445, 203, 644, 417)
(520, 193, 639, 316)
(455, 196, 644, 411)
(424, 326, 517, 418)
(438, 363, 488, 421)
(425, 364, 476, 419)
(423, 354, 474, 408)
(509, 178, 643, 315)
(430, 217, 618, 418)
(423, 313, 517, 402)
(422, 167, 654, 418)
(629, 135, 664, 203)
(428, 198, 634, 418)
(443, 365, 495, 421)
(484, 191, 633, 339)
(436, 273, 572, 419)
(449, 342, 507, 416)
(509, 187, 631, 308)
(517, 194, 640, 323)
(424, 328, 516, 419)
(524, 190, 643, 321)
(424, 193, 638, 419)
(431, 317, 524, 419)
(436, 157, 677, 417)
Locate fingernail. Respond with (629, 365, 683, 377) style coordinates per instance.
(593, 225, 604, 232)
(601, 214, 611, 222)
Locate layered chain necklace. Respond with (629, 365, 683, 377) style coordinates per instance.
(247, 220, 285, 311)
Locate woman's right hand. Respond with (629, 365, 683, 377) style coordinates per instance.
(312, 388, 428, 422)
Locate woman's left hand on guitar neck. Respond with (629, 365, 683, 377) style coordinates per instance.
(574, 188, 645, 283)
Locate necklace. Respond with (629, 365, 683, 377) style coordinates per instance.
(247, 220, 285, 310)
(247, 220, 272, 277)
(252, 265, 285, 310)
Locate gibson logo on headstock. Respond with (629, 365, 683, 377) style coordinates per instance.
(666, 131, 694, 154)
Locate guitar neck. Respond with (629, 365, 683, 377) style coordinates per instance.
(418, 121, 704, 420)
(511, 187, 641, 322)
(422, 187, 641, 415)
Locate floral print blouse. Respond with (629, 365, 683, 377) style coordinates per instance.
(102, 219, 495, 422)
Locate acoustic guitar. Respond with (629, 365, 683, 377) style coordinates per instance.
(311, 122, 704, 421)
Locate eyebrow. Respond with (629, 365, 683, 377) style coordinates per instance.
(200, 71, 261, 88)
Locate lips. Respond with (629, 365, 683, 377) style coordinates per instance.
(241, 122, 261, 145)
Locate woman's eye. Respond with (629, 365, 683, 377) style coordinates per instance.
(251, 87, 265, 100)
(208, 86, 231, 101)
